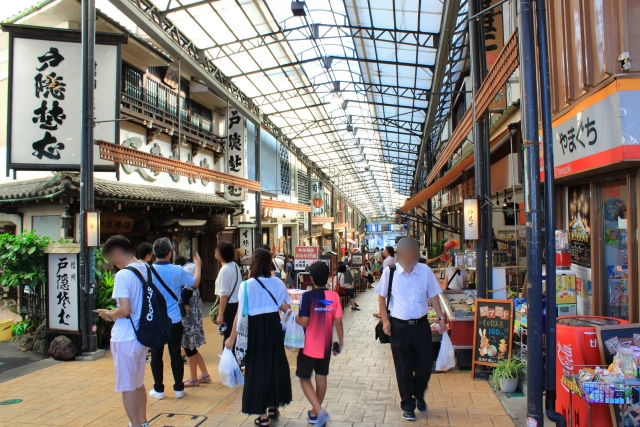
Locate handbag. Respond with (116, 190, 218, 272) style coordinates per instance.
(374, 265, 396, 344)
(235, 280, 249, 364)
(254, 277, 286, 340)
(210, 264, 240, 324)
(150, 265, 186, 318)
(335, 274, 347, 296)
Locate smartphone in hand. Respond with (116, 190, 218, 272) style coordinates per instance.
(332, 342, 341, 356)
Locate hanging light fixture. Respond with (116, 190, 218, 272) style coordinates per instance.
(503, 190, 508, 207)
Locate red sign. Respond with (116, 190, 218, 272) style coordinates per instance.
(294, 246, 319, 271)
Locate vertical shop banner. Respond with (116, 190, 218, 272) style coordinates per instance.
(484, 0, 506, 112)
(8, 35, 119, 170)
(47, 253, 79, 332)
(238, 226, 254, 264)
(226, 107, 246, 201)
(310, 180, 326, 217)
(294, 246, 318, 271)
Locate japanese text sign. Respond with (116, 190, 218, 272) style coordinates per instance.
(8, 35, 119, 170)
(294, 246, 318, 271)
(47, 253, 79, 332)
(472, 299, 514, 378)
(226, 107, 246, 201)
(311, 180, 326, 217)
(238, 226, 254, 264)
(463, 198, 479, 240)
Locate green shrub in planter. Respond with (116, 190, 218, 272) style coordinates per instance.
(489, 358, 525, 392)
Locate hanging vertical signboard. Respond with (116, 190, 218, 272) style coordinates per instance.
(483, 0, 507, 112)
(311, 180, 326, 217)
(463, 198, 479, 240)
(226, 107, 246, 201)
(46, 244, 80, 332)
(238, 224, 254, 264)
(4, 25, 123, 171)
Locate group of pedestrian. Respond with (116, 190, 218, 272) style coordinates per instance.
(99, 233, 444, 427)
(96, 236, 209, 427)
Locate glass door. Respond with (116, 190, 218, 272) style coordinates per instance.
(601, 182, 629, 320)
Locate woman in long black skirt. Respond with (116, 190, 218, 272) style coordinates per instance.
(225, 248, 292, 426)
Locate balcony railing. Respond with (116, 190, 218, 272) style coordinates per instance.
(121, 72, 221, 147)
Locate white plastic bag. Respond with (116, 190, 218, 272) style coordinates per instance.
(435, 331, 455, 371)
(283, 310, 305, 350)
(218, 348, 244, 388)
(235, 282, 249, 364)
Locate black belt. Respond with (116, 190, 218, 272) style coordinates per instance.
(391, 315, 428, 326)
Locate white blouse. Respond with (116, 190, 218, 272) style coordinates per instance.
(236, 276, 290, 325)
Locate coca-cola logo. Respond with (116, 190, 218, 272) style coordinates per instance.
(557, 342, 574, 392)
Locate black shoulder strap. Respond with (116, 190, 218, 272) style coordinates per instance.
(447, 268, 461, 289)
(150, 265, 179, 302)
(254, 277, 279, 308)
(386, 265, 396, 313)
(124, 265, 152, 330)
(228, 264, 240, 298)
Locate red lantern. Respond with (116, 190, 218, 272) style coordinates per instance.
(312, 194, 323, 208)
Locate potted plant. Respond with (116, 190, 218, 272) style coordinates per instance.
(489, 358, 525, 393)
(94, 249, 116, 348)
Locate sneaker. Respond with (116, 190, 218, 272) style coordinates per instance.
(403, 410, 416, 421)
(307, 410, 318, 424)
(175, 390, 185, 398)
(316, 410, 330, 427)
(148, 390, 165, 400)
(416, 399, 427, 414)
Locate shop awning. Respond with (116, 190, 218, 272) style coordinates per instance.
(312, 217, 335, 223)
(400, 128, 510, 212)
(262, 199, 311, 213)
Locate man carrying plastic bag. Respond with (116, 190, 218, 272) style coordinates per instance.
(218, 348, 244, 388)
(435, 331, 455, 371)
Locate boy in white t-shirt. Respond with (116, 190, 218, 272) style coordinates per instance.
(96, 235, 149, 427)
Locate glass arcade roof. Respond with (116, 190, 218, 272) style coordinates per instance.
(149, 0, 444, 217)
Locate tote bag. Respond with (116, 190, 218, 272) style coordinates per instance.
(235, 281, 249, 365)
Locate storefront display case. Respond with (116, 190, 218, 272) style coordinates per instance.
(439, 290, 475, 348)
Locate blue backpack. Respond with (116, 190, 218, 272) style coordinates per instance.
(125, 265, 173, 348)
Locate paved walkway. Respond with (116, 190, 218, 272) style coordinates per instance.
(0, 287, 514, 427)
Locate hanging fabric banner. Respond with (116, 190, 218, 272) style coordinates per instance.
(311, 180, 326, 217)
(226, 107, 246, 201)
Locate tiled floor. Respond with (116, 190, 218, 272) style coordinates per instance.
(0, 287, 514, 427)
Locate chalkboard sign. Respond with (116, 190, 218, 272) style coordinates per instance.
(596, 324, 640, 427)
(471, 298, 514, 379)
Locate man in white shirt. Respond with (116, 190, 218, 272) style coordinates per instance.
(376, 237, 446, 422)
(374, 247, 383, 266)
(96, 235, 149, 427)
(382, 246, 396, 267)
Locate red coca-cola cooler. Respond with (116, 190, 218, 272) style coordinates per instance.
(556, 316, 628, 427)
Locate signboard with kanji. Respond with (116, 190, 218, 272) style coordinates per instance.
(47, 252, 79, 332)
(7, 31, 119, 170)
(225, 106, 246, 201)
(294, 246, 318, 271)
(238, 226, 254, 264)
(471, 298, 514, 378)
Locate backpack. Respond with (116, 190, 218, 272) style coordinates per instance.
(125, 265, 173, 348)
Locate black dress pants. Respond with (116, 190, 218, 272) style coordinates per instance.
(389, 317, 434, 411)
(150, 321, 184, 392)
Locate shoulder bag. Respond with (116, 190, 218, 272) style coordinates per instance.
(235, 280, 249, 365)
(209, 264, 240, 324)
(374, 265, 396, 344)
(150, 265, 186, 319)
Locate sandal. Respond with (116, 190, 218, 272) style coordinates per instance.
(373, 313, 380, 318)
(183, 379, 199, 387)
(198, 374, 212, 383)
(254, 417, 269, 426)
(268, 408, 280, 419)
